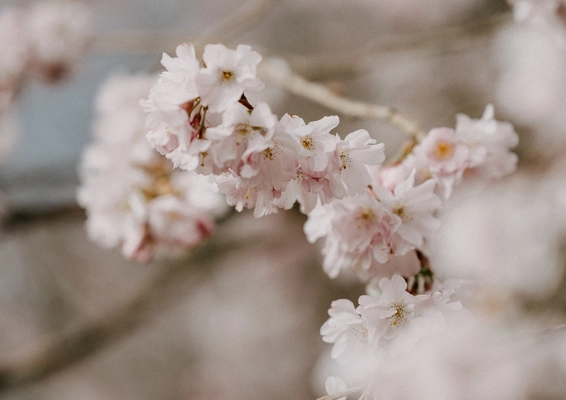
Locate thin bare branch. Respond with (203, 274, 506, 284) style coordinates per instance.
(259, 59, 427, 140)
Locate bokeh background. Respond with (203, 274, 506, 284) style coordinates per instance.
(1, 0, 566, 399)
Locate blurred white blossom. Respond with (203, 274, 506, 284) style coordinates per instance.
(79, 73, 228, 262)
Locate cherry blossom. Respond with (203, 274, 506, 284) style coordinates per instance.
(277, 116, 384, 214)
(373, 171, 441, 255)
(322, 275, 464, 362)
(196, 44, 263, 113)
(79, 73, 227, 262)
(335, 129, 385, 195)
(157, 43, 200, 105)
(411, 127, 470, 199)
(206, 101, 277, 174)
(305, 171, 440, 280)
(321, 299, 371, 360)
(455, 104, 519, 180)
(141, 44, 209, 170)
(306, 192, 399, 279)
(357, 275, 424, 350)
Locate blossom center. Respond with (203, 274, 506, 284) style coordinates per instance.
(300, 135, 315, 150)
(264, 147, 274, 160)
(433, 140, 454, 160)
(392, 203, 412, 221)
(235, 123, 252, 144)
(339, 151, 351, 170)
(356, 207, 375, 227)
(388, 302, 407, 327)
(221, 70, 234, 82)
(139, 162, 176, 200)
(353, 325, 368, 339)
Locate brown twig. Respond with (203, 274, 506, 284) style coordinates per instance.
(258, 59, 427, 140)
(238, 94, 255, 111)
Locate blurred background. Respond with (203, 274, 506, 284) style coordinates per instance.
(1, 0, 566, 399)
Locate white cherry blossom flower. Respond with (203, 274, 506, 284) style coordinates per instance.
(214, 173, 280, 218)
(156, 43, 200, 105)
(281, 116, 382, 213)
(147, 194, 216, 250)
(196, 44, 263, 113)
(79, 73, 227, 262)
(357, 275, 448, 357)
(308, 192, 400, 279)
(206, 101, 276, 174)
(357, 275, 419, 341)
(412, 127, 470, 199)
(291, 115, 339, 173)
(455, 104, 519, 180)
(335, 129, 385, 195)
(142, 44, 211, 171)
(373, 171, 442, 255)
(321, 299, 372, 360)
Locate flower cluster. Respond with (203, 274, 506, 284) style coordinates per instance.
(305, 171, 441, 280)
(304, 105, 517, 282)
(78, 73, 228, 262)
(75, 39, 536, 400)
(319, 275, 471, 400)
(320, 298, 566, 400)
(142, 43, 385, 217)
(382, 105, 519, 200)
(321, 275, 463, 361)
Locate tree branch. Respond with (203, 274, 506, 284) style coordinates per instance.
(258, 59, 427, 140)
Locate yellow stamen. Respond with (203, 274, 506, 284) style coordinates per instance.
(434, 140, 453, 160)
(300, 135, 315, 150)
